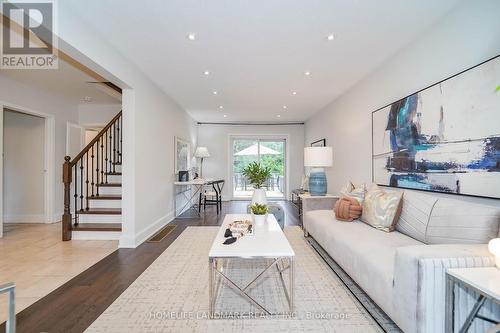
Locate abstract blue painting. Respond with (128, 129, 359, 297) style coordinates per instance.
(372, 55, 500, 199)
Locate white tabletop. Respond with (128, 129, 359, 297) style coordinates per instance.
(209, 214, 295, 258)
(447, 267, 500, 301)
(174, 178, 216, 185)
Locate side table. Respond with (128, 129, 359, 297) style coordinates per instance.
(445, 267, 500, 333)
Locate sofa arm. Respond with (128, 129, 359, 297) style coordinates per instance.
(302, 195, 339, 214)
(393, 244, 495, 333)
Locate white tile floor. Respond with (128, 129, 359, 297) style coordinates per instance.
(0, 223, 117, 323)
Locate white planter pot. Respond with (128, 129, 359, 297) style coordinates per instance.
(251, 188, 267, 205)
(252, 213, 267, 226)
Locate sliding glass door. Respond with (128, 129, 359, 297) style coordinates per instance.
(232, 138, 286, 199)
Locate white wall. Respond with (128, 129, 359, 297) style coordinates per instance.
(78, 103, 121, 126)
(198, 124, 305, 200)
(3, 110, 45, 223)
(305, 0, 500, 208)
(0, 74, 79, 224)
(57, 2, 198, 247)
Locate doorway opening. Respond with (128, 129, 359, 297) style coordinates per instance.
(2, 108, 47, 227)
(231, 137, 286, 199)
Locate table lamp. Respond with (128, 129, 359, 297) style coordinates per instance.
(304, 147, 333, 196)
(194, 147, 210, 178)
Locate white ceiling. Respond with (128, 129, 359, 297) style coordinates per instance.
(67, 0, 461, 122)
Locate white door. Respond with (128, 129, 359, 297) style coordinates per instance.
(66, 122, 85, 159)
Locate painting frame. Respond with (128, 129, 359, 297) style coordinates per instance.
(371, 54, 500, 200)
(174, 136, 191, 174)
(311, 139, 326, 147)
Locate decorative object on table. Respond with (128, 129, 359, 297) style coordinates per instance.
(174, 136, 190, 173)
(242, 161, 271, 204)
(178, 170, 189, 182)
(194, 146, 210, 178)
(340, 181, 366, 203)
(304, 146, 333, 196)
(372, 55, 500, 199)
(301, 175, 309, 191)
(488, 238, 500, 268)
(360, 184, 403, 232)
(334, 197, 362, 222)
(310, 138, 326, 147)
(250, 203, 268, 226)
(222, 220, 253, 245)
(247, 203, 285, 229)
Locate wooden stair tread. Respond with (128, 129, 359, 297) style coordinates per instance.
(105, 172, 122, 175)
(87, 195, 121, 200)
(97, 183, 122, 187)
(72, 223, 122, 232)
(78, 208, 121, 215)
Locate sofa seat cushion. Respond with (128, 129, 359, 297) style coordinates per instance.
(305, 210, 422, 319)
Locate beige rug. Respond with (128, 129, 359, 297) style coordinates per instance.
(86, 227, 382, 332)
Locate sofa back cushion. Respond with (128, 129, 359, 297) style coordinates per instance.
(426, 198, 500, 244)
(396, 191, 437, 243)
(395, 190, 500, 244)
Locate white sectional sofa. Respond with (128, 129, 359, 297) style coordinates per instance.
(302, 190, 500, 333)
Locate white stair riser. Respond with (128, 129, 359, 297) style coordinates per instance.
(77, 214, 122, 224)
(89, 200, 121, 209)
(97, 187, 122, 195)
(72, 231, 121, 240)
(106, 175, 122, 183)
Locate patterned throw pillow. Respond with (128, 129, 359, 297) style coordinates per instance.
(361, 184, 403, 232)
(334, 197, 363, 222)
(339, 181, 366, 203)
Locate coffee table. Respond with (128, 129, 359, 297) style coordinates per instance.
(208, 214, 295, 318)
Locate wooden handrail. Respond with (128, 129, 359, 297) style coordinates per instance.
(70, 111, 122, 165)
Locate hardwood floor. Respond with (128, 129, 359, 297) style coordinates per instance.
(1, 200, 299, 333)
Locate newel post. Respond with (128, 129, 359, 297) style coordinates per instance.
(62, 156, 72, 241)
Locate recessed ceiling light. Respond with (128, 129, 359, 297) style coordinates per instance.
(83, 96, 92, 103)
(277, 115, 281, 118)
(283, 105, 288, 109)
(304, 71, 311, 76)
(186, 33, 196, 41)
(292, 91, 297, 95)
(327, 34, 335, 41)
(223, 114, 227, 118)
(203, 71, 210, 75)
(213, 91, 218, 95)
(219, 106, 224, 110)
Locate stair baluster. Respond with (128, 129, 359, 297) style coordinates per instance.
(62, 111, 122, 241)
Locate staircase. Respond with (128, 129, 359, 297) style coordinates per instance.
(62, 111, 123, 241)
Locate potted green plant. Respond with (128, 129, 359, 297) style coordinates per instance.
(250, 203, 268, 226)
(242, 162, 272, 204)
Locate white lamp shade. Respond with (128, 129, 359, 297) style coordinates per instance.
(194, 147, 210, 158)
(488, 238, 500, 268)
(304, 147, 333, 167)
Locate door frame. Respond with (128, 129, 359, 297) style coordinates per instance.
(228, 134, 289, 201)
(0, 101, 56, 231)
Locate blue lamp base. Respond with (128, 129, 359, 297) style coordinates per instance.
(309, 168, 327, 196)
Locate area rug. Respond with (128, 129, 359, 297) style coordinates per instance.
(86, 227, 382, 332)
